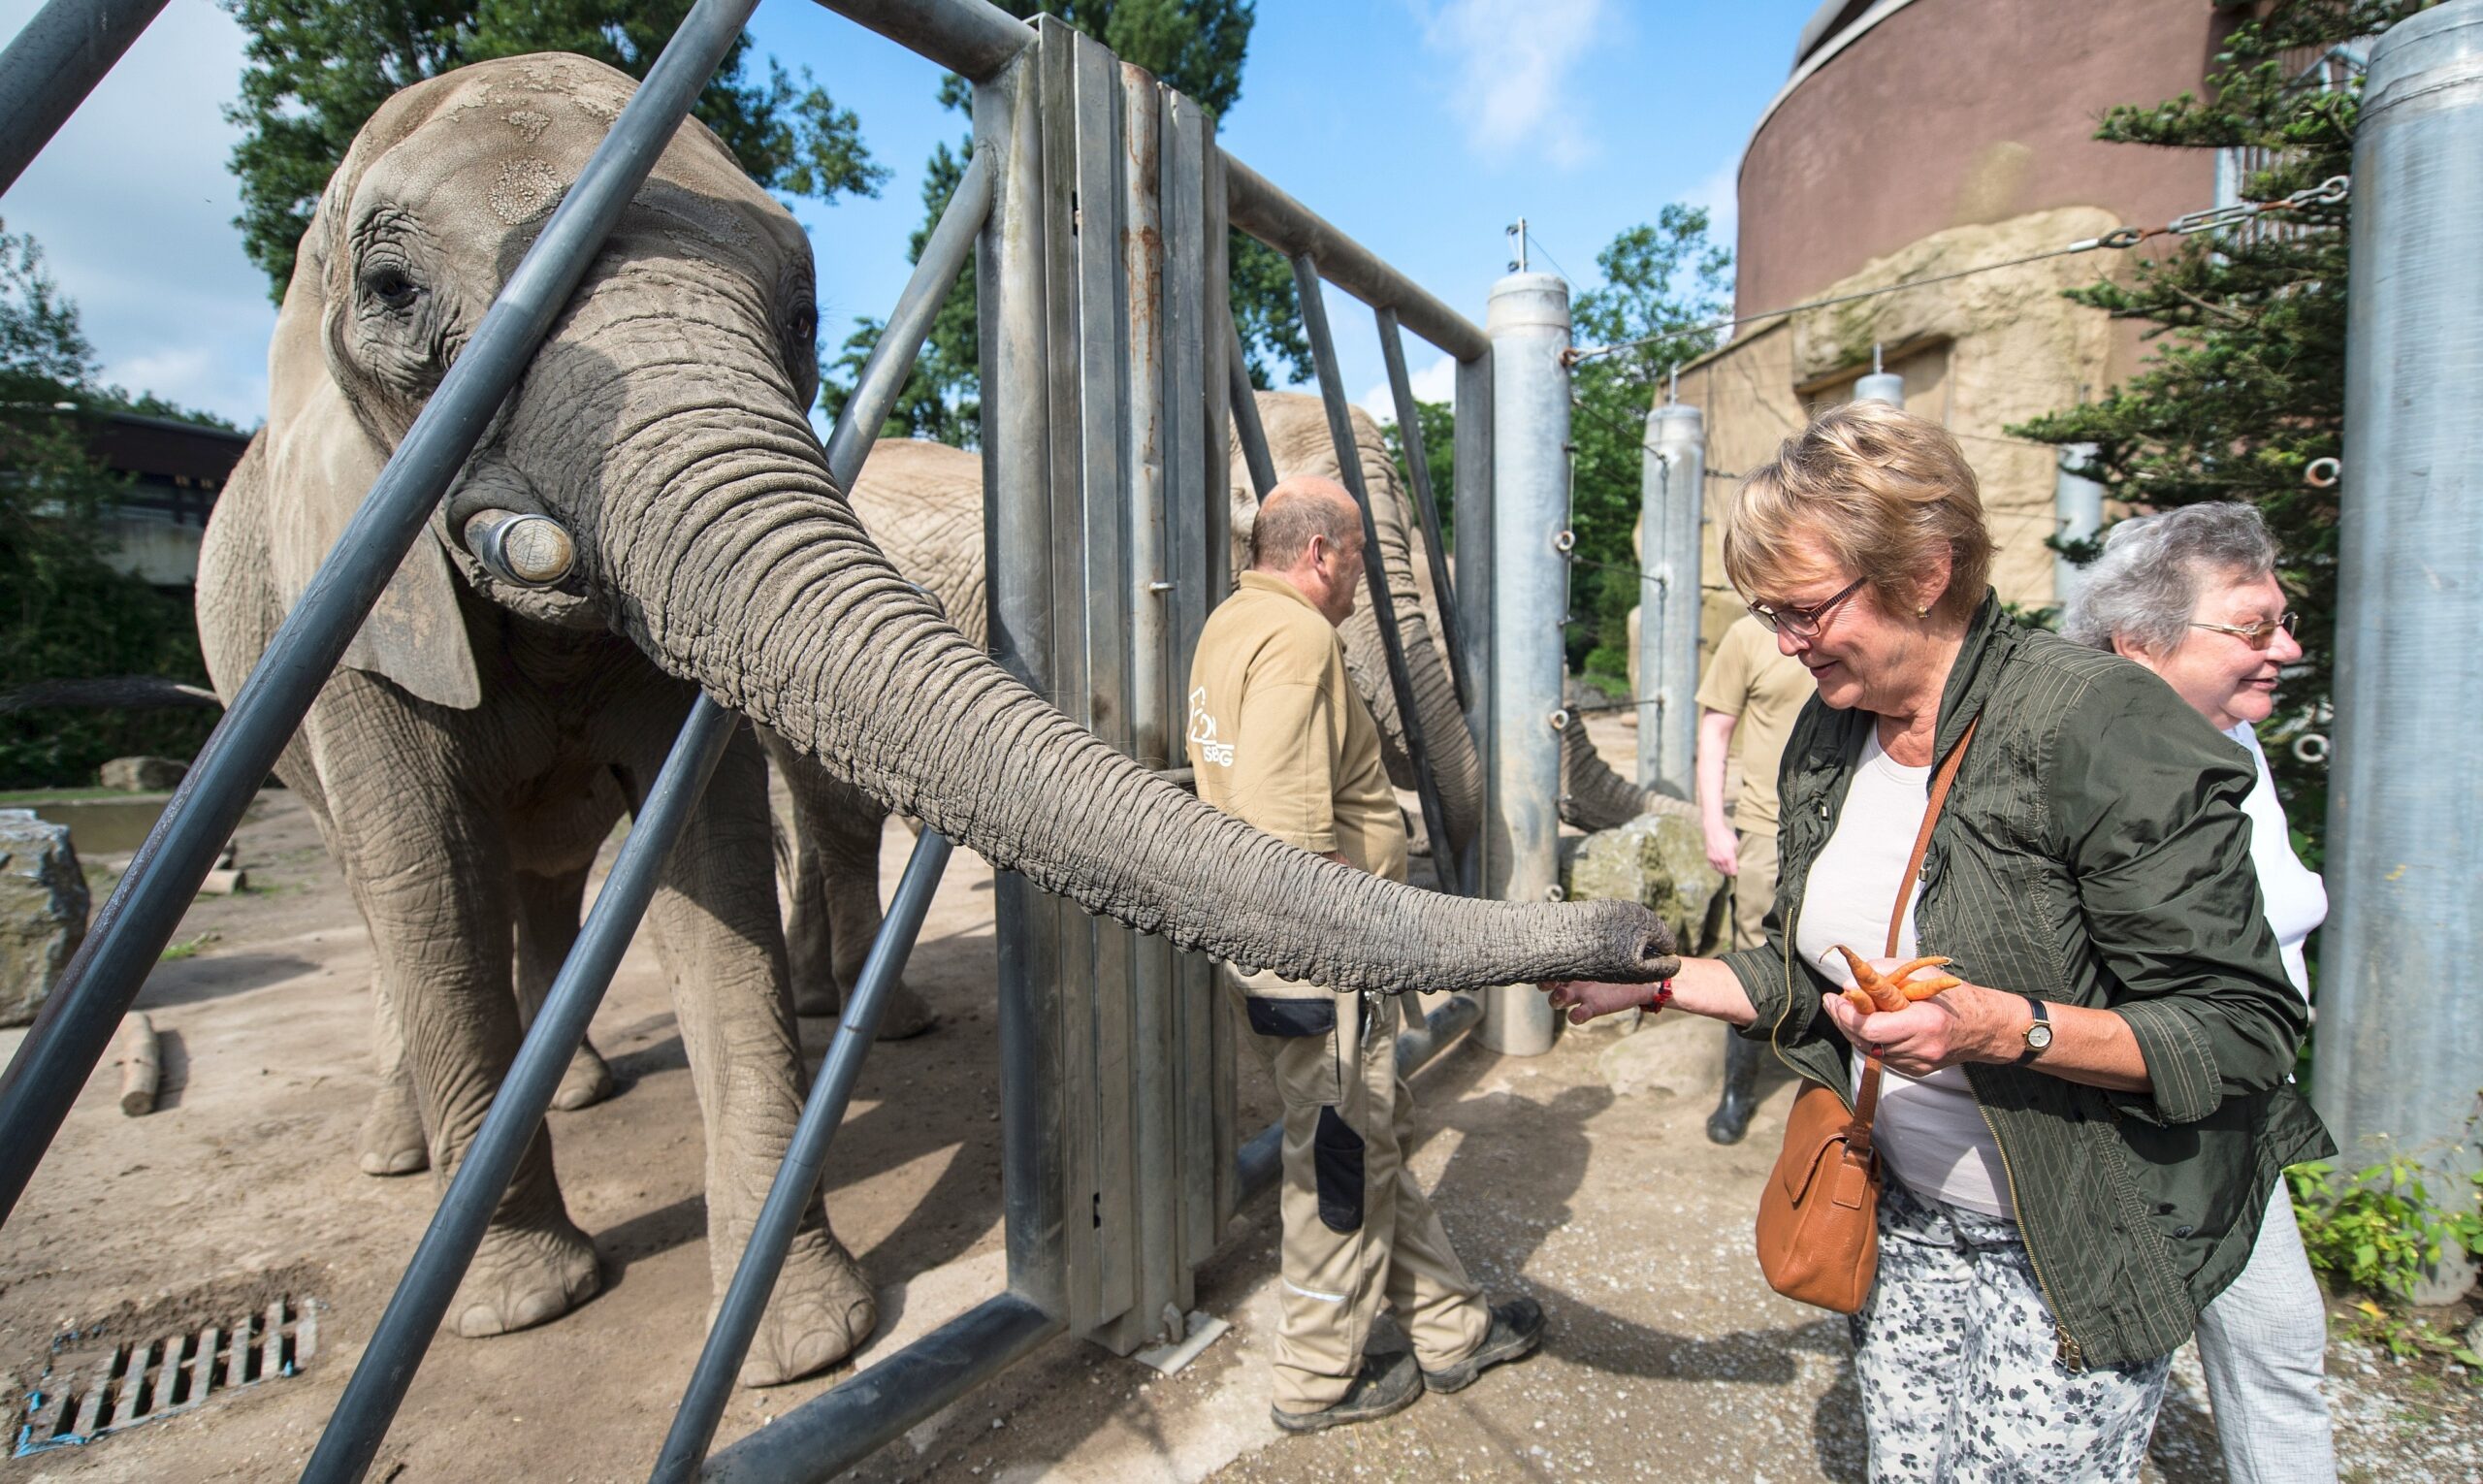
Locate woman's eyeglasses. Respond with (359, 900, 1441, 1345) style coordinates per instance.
(2189, 611, 2299, 649)
(1749, 576, 1867, 639)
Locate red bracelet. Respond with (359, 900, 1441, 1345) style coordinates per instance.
(1645, 979, 1675, 1015)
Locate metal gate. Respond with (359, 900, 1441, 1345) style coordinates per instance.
(0, 1, 1532, 1479)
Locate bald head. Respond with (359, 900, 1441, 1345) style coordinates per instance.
(1250, 476, 1362, 570)
(1250, 476, 1366, 627)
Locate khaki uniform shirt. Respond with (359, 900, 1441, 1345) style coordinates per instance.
(1187, 571, 1407, 886)
(1694, 613, 1814, 834)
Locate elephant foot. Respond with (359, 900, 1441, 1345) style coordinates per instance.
(549, 1040, 616, 1112)
(358, 1077, 430, 1177)
(790, 982, 843, 1018)
(870, 983, 939, 1041)
(733, 1231, 877, 1387)
(453, 1217, 601, 1338)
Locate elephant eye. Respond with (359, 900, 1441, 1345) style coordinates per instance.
(788, 302, 817, 345)
(362, 266, 420, 310)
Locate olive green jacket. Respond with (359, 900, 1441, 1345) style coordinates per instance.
(1721, 595, 2334, 1370)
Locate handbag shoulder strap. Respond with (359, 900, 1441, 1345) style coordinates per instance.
(1850, 714, 1980, 1148)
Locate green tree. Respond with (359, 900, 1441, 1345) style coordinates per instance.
(1563, 206, 1732, 681)
(823, 0, 1308, 448)
(2009, 0, 2422, 855)
(0, 228, 220, 787)
(222, 0, 887, 298)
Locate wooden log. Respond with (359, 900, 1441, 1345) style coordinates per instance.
(117, 1013, 158, 1116)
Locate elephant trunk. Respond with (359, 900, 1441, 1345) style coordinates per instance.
(569, 373, 1670, 993)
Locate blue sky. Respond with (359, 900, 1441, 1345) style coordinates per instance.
(0, 0, 1821, 431)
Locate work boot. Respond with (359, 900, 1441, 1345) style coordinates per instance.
(1420, 1296, 1546, 1395)
(1270, 1350, 1422, 1434)
(1707, 1026, 1763, 1145)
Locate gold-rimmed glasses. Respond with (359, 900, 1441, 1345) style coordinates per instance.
(2189, 611, 2299, 649)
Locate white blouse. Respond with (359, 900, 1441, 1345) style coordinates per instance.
(1795, 730, 2014, 1219)
(2226, 721, 2327, 999)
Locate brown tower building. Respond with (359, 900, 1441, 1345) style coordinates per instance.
(1675, 0, 2261, 638)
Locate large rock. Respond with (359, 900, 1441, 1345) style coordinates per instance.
(1, 810, 89, 1027)
(1562, 809, 1727, 955)
(98, 756, 188, 792)
(1596, 1013, 1723, 1101)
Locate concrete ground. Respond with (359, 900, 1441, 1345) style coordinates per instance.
(2, 717, 2475, 1482)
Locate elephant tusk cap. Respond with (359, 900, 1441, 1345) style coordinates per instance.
(464, 508, 576, 587)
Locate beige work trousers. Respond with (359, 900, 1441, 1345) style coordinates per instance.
(1732, 828, 1780, 952)
(1227, 971, 1489, 1410)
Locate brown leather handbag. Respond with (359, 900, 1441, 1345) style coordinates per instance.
(1755, 718, 1975, 1313)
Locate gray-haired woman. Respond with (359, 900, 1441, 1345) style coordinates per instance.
(2064, 501, 2333, 1484)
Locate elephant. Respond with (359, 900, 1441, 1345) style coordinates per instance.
(194, 53, 1668, 1379)
(776, 394, 1686, 989)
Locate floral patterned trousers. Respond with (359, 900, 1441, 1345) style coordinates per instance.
(1852, 1178, 2173, 1482)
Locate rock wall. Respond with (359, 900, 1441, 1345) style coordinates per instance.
(2, 810, 90, 1027)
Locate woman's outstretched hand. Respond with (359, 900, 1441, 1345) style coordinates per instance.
(1821, 959, 2017, 1075)
(1541, 979, 1650, 1025)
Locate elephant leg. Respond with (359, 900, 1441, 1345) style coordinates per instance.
(767, 731, 936, 1039)
(512, 863, 616, 1112)
(318, 705, 599, 1338)
(358, 977, 430, 1176)
(639, 726, 875, 1386)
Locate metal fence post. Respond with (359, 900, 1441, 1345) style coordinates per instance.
(0, 0, 168, 195)
(2317, 0, 2483, 1305)
(2051, 443, 2103, 611)
(1639, 398, 1702, 799)
(1454, 352, 1493, 901)
(1479, 273, 1567, 1056)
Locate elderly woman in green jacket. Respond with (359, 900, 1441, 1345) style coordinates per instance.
(1546, 403, 2331, 1482)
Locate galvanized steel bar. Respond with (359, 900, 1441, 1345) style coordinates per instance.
(0, 0, 166, 196)
(303, 695, 742, 1484)
(1480, 272, 1568, 1056)
(651, 831, 953, 1483)
(1236, 992, 1481, 1203)
(1226, 323, 1278, 500)
(1377, 305, 1469, 711)
(699, 1293, 1061, 1484)
(0, 0, 763, 1231)
(1640, 401, 1702, 799)
(1289, 251, 1458, 891)
(2050, 442, 2103, 612)
(975, 40, 1070, 1322)
(823, 148, 993, 485)
(808, 0, 1031, 81)
(1224, 151, 1487, 363)
(2317, 0, 2483, 1304)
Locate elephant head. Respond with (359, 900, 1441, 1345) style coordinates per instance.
(273, 54, 1672, 993)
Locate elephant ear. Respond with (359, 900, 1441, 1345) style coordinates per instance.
(258, 113, 482, 711)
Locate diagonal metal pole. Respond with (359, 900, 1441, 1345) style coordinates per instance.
(649, 832, 952, 1482)
(1376, 306, 1469, 711)
(300, 695, 740, 1484)
(1287, 253, 1457, 887)
(647, 146, 993, 1484)
(0, 0, 168, 196)
(0, 0, 764, 1232)
(1227, 322, 1278, 500)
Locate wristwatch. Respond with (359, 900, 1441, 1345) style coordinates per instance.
(2016, 995, 2052, 1065)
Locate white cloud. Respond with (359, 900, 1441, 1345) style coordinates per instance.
(0, 0, 274, 426)
(1680, 153, 1743, 263)
(1416, 0, 1609, 169)
(1358, 352, 1458, 425)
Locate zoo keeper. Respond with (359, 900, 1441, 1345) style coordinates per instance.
(1544, 403, 2332, 1483)
(1186, 475, 1542, 1434)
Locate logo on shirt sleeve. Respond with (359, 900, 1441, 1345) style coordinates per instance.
(1187, 686, 1235, 766)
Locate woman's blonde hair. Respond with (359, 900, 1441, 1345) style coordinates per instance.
(1722, 401, 1993, 625)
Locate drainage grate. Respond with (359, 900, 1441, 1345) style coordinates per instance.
(13, 1294, 319, 1457)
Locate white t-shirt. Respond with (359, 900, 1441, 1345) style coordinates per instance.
(2227, 722, 2326, 998)
(1795, 730, 2014, 1218)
